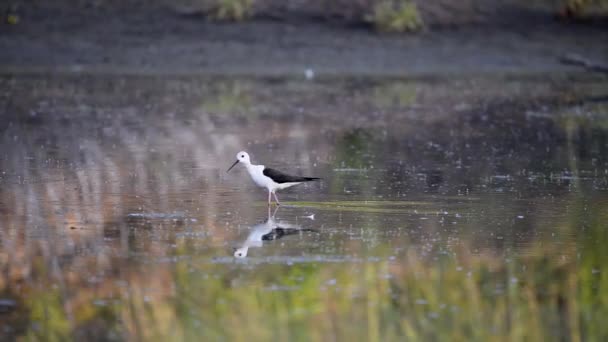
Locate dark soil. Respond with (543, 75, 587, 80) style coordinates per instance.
(0, 0, 607, 76)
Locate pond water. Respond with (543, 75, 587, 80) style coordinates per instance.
(0, 74, 607, 340)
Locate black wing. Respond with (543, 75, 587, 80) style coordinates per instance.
(263, 168, 320, 184)
(261, 228, 319, 241)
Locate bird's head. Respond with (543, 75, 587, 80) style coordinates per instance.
(227, 151, 251, 172)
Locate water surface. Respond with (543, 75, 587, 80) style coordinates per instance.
(0, 74, 607, 340)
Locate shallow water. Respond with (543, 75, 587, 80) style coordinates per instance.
(0, 74, 607, 340)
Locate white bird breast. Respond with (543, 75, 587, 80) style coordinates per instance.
(247, 164, 272, 189)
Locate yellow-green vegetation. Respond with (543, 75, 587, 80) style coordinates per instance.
(5, 14, 19, 25)
(198, 0, 425, 31)
(7, 197, 607, 341)
(562, 0, 608, 16)
(25, 289, 72, 342)
(210, 0, 254, 21)
(370, 82, 419, 108)
(366, 0, 423, 32)
(128, 220, 608, 341)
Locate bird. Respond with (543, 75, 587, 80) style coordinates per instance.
(234, 207, 317, 258)
(226, 151, 320, 206)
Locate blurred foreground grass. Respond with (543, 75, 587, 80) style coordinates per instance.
(12, 197, 608, 341)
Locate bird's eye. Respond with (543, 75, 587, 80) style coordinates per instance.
(241, 155, 245, 158)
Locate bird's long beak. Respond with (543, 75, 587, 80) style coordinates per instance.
(226, 160, 239, 173)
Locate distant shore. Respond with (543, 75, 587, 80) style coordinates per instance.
(0, 2, 606, 76)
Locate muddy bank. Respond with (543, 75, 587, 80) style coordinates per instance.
(0, 1, 607, 76)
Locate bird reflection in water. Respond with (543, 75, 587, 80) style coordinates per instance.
(234, 207, 318, 258)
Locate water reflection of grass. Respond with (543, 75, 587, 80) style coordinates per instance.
(127, 238, 606, 341)
(72, 202, 608, 339)
(199, 80, 253, 114)
(370, 82, 419, 108)
(8, 207, 608, 340)
(290, 200, 432, 206)
(283, 200, 440, 214)
(280, 200, 478, 217)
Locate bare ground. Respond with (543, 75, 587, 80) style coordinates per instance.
(0, 1, 607, 76)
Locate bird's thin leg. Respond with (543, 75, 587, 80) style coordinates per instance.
(273, 192, 281, 206)
(268, 190, 272, 206)
(272, 205, 280, 218)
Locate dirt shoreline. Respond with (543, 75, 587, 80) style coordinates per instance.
(0, 3, 607, 76)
